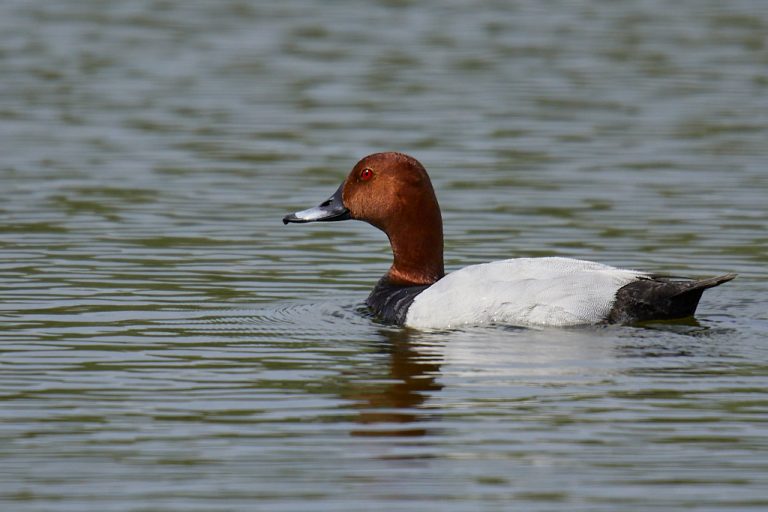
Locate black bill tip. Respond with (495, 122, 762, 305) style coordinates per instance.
(282, 214, 308, 224)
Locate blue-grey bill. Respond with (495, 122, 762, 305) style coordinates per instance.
(283, 183, 350, 224)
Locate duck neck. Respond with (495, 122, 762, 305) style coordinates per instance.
(385, 212, 444, 287)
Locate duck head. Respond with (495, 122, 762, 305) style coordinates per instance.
(283, 152, 445, 286)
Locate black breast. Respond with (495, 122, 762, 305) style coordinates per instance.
(365, 276, 431, 325)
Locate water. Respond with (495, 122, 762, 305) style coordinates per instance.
(1, 0, 767, 510)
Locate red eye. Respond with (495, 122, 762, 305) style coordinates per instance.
(360, 168, 373, 181)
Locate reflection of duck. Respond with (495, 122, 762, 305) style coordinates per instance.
(284, 152, 735, 329)
(346, 329, 443, 437)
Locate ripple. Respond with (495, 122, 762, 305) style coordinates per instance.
(169, 300, 371, 336)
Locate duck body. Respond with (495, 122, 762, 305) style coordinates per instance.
(284, 152, 735, 329)
(369, 257, 735, 329)
(400, 257, 643, 329)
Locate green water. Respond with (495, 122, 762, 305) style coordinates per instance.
(1, 1, 767, 510)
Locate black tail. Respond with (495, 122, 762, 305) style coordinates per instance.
(606, 273, 736, 324)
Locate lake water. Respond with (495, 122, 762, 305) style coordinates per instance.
(1, 0, 767, 510)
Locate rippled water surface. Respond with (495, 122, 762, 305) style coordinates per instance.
(2, 0, 767, 510)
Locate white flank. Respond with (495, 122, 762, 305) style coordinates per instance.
(405, 257, 646, 329)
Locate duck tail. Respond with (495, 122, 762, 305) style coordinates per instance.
(673, 273, 737, 296)
(607, 273, 736, 324)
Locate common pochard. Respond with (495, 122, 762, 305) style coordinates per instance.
(283, 152, 735, 329)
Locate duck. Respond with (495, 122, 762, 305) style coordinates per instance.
(283, 152, 735, 329)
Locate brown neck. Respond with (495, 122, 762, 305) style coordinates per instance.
(385, 208, 444, 286)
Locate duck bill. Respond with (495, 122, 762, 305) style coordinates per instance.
(282, 183, 351, 224)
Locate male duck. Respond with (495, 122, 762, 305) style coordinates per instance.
(283, 152, 735, 329)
